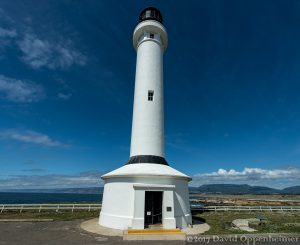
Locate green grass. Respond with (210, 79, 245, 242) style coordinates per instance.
(0, 210, 99, 221)
(193, 211, 300, 234)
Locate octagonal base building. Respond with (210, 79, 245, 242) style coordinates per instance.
(99, 7, 192, 230)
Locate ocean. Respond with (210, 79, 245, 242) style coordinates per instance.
(0, 192, 204, 207)
(0, 192, 103, 204)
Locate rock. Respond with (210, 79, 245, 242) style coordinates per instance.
(232, 219, 257, 232)
(247, 218, 261, 226)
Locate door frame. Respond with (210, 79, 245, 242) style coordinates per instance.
(144, 190, 163, 227)
(132, 184, 176, 229)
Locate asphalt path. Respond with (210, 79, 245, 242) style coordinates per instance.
(0, 220, 299, 245)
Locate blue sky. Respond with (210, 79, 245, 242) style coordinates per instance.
(0, 0, 299, 189)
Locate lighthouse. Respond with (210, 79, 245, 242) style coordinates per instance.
(99, 7, 192, 230)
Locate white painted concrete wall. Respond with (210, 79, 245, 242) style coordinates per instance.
(130, 21, 167, 157)
(132, 189, 145, 229)
(173, 179, 192, 227)
(162, 189, 176, 229)
(99, 175, 191, 230)
(99, 180, 135, 230)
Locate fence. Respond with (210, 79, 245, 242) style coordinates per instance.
(0, 204, 299, 213)
(192, 205, 300, 212)
(0, 204, 101, 213)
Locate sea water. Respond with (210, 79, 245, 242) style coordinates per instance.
(0, 192, 103, 204)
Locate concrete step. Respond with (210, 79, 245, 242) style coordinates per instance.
(148, 224, 163, 229)
(127, 228, 183, 234)
(124, 229, 186, 241)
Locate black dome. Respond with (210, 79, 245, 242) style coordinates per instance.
(139, 7, 163, 24)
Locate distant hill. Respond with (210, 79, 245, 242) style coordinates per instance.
(194, 184, 300, 195)
(1, 185, 299, 195)
(281, 186, 300, 195)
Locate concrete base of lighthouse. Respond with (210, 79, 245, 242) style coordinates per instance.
(99, 163, 192, 230)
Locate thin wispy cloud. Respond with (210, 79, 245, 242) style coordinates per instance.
(0, 129, 69, 148)
(24, 160, 38, 165)
(0, 27, 17, 38)
(18, 33, 87, 69)
(22, 168, 45, 173)
(0, 75, 44, 102)
(0, 11, 17, 48)
(57, 92, 72, 100)
(0, 167, 298, 189)
(0, 7, 14, 23)
(0, 171, 103, 189)
(55, 78, 73, 100)
(166, 133, 197, 152)
(0, 7, 87, 70)
(190, 167, 300, 188)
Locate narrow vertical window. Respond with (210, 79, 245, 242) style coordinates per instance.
(149, 33, 154, 39)
(148, 90, 154, 101)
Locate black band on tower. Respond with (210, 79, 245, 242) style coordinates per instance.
(126, 155, 169, 165)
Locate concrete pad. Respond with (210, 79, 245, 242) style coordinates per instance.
(81, 218, 210, 240)
(232, 219, 249, 227)
(239, 226, 257, 232)
(80, 218, 123, 237)
(183, 223, 210, 235)
(232, 219, 257, 232)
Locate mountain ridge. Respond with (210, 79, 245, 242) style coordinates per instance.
(194, 184, 300, 195)
(1, 184, 299, 195)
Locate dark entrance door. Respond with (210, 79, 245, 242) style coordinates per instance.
(144, 191, 163, 227)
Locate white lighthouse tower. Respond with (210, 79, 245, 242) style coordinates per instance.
(99, 7, 192, 230)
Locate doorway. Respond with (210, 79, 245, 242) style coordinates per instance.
(144, 191, 163, 227)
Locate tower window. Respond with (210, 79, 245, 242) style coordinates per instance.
(149, 33, 154, 39)
(148, 90, 154, 101)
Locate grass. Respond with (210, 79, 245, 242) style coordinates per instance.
(193, 211, 300, 234)
(0, 210, 99, 221)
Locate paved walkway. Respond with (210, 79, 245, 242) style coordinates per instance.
(0, 220, 184, 245)
(81, 218, 123, 236)
(0, 220, 298, 244)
